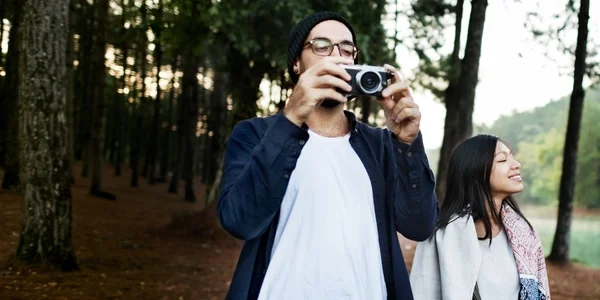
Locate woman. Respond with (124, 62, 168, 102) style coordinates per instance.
(409, 134, 550, 300)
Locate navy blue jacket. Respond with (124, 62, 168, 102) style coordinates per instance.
(217, 111, 438, 299)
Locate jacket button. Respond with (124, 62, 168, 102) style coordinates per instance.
(284, 174, 290, 179)
(412, 184, 417, 188)
(407, 151, 412, 157)
(299, 140, 305, 145)
(397, 148, 402, 154)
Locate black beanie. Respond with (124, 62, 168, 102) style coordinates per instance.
(287, 11, 358, 84)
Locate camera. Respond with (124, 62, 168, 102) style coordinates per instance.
(340, 65, 393, 98)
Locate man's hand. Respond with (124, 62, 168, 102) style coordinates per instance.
(283, 57, 353, 127)
(379, 64, 421, 144)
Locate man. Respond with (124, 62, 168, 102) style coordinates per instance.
(217, 11, 438, 300)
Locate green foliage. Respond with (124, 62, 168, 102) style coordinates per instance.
(484, 87, 600, 208)
(405, 0, 457, 98)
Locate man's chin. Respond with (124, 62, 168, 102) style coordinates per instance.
(320, 99, 342, 108)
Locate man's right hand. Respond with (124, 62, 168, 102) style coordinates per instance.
(283, 57, 353, 127)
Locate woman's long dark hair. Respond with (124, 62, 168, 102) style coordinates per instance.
(435, 134, 532, 243)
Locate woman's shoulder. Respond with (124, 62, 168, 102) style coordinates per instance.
(434, 213, 478, 242)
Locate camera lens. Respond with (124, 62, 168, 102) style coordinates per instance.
(358, 71, 381, 94)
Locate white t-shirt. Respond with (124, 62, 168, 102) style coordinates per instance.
(476, 229, 521, 300)
(257, 130, 387, 300)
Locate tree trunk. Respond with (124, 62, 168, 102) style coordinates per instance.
(89, 0, 114, 200)
(147, 0, 163, 185)
(16, 0, 78, 271)
(548, 0, 589, 263)
(77, 0, 94, 177)
(115, 0, 129, 177)
(158, 57, 178, 182)
(131, 1, 148, 187)
(206, 151, 225, 205)
(169, 50, 197, 196)
(435, 0, 480, 202)
(203, 71, 228, 186)
(1, 0, 21, 191)
(65, 0, 77, 184)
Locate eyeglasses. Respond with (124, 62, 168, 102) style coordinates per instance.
(303, 38, 359, 59)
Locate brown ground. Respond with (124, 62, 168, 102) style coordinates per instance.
(0, 163, 599, 300)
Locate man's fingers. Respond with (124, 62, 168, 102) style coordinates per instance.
(391, 97, 418, 120)
(383, 63, 403, 83)
(315, 88, 348, 104)
(382, 81, 410, 98)
(393, 107, 421, 124)
(314, 74, 352, 92)
(379, 97, 396, 113)
(312, 58, 353, 81)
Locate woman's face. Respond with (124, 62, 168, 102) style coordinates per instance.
(489, 141, 523, 199)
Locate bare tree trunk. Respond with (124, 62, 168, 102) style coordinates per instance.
(276, 71, 287, 112)
(65, 0, 77, 184)
(77, 0, 94, 177)
(158, 57, 178, 182)
(131, 1, 147, 187)
(115, 0, 129, 177)
(203, 71, 228, 186)
(169, 49, 197, 196)
(16, 0, 78, 271)
(436, 0, 478, 202)
(1, 0, 21, 191)
(89, 0, 114, 200)
(548, 0, 589, 263)
(183, 81, 199, 202)
(206, 152, 225, 205)
(147, 0, 163, 185)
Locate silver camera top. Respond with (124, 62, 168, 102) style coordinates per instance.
(340, 64, 393, 97)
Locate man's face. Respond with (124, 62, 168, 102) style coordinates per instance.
(295, 20, 355, 108)
(295, 20, 355, 72)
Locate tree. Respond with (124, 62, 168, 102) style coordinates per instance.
(89, 0, 115, 200)
(65, 0, 77, 184)
(436, 0, 487, 201)
(401, 0, 465, 201)
(548, 0, 590, 263)
(146, 0, 164, 185)
(131, 0, 149, 188)
(16, 0, 78, 271)
(1, 0, 22, 191)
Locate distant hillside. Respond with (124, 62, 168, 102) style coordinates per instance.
(481, 86, 598, 148)
(429, 85, 600, 207)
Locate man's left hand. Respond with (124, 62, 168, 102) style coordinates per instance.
(378, 64, 421, 144)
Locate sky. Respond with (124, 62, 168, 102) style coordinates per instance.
(384, 0, 599, 149)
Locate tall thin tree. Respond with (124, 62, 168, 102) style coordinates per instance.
(436, 0, 482, 202)
(158, 57, 178, 182)
(131, 0, 148, 187)
(16, 0, 78, 271)
(89, 0, 115, 199)
(147, 0, 163, 185)
(65, 0, 77, 184)
(548, 0, 590, 263)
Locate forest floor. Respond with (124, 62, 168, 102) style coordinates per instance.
(1, 163, 599, 299)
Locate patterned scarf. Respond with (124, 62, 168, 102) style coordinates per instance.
(501, 203, 551, 300)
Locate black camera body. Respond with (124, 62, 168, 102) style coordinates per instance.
(341, 65, 393, 98)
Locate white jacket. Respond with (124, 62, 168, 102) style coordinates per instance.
(409, 214, 482, 300)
